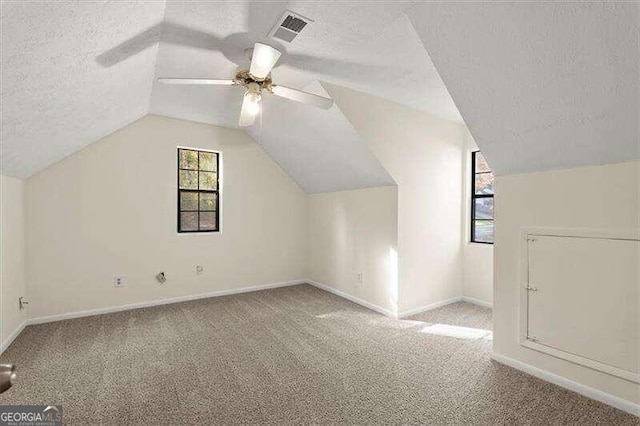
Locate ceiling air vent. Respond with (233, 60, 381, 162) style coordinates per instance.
(269, 11, 313, 43)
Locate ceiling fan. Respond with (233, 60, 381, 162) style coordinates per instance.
(158, 42, 334, 127)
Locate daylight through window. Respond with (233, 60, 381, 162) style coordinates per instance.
(178, 148, 219, 233)
(471, 151, 494, 243)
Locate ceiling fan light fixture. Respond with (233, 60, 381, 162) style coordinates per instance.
(244, 91, 261, 116)
(249, 43, 282, 80)
(160, 41, 334, 128)
(239, 90, 262, 127)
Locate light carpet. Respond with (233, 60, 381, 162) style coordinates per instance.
(1, 284, 637, 424)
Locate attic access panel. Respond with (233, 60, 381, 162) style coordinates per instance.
(520, 229, 639, 383)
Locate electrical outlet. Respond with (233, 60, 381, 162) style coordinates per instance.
(114, 276, 126, 288)
(357, 272, 363, 285)
(196, 265, 204, 275)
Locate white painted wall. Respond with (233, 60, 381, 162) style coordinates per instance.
(461, 131, 493, 306)
(324, 83, 465, 315)
(25, 115, 308, 319)
(494, 160, 640, 406)
(0, 174, 27, 345)
(462, 244, 493, 306)
(308, 186, 398, 315)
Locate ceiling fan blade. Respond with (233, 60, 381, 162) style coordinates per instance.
(249, 43, 281, 79)
(238, 92, 260, 127)
(158, 78, 235, 85)
(270, 85, 334, 109)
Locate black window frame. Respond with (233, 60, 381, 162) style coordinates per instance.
(177, 148, 220, 233)
(471, 150, 494, 244)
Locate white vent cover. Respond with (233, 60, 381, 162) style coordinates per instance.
(268, 11, 313, 43)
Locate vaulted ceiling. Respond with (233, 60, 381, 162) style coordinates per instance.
(408, 2, 639, 175)
(3, 2, 636, 184)
(1, 0, 459, 190)
(245, 82, 393, 193)
(1, 1, 165, 179)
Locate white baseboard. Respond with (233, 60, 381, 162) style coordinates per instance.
(397, 296, 463, 318)
(491, 352, 639, 417)
(461, 296, 493, 308)
(28, 279, 306, 325)
(306, 279, 397, 318)
(1, 320, 26, 354)
(305, 282, 491, 319)
(397, 296, 493, 318)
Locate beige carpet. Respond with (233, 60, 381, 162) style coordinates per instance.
(1, 284, 637, 425)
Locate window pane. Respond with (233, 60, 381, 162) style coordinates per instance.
(474, 172, 494, 195)
(474, 197, 494, 220)
(179, 170, 198, 189)
(199, 212, 217, 231)
(180, 191, 198, 211)
(179, 149, 198, 170)
(474, 152, 491, 173)
(180, 212, 198, 231)
(177, 148, 221, 233)
(474, 220, 494, 243)
(199, 152, 217, 172)
(199, 172, 217, 190)
(199, 192, 217, 211)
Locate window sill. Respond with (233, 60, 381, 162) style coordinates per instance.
(176, 231, 222, 236)
(468, 241, 494, 247)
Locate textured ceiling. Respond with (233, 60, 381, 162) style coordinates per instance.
(1, 0, 460, 185)
(1, 1, 166, 178)
(408, 2, 640, 175)
(149, 0, 461, 127)
(246, 82, 394, 193)
(3, 2, 636, 182)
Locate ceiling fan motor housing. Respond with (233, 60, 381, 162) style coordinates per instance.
(235, 70, 273, 93)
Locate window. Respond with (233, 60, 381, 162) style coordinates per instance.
(177, 148, 220, 233)
(471, 151, 494, 243)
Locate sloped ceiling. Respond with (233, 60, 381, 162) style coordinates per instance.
(408, 2, 639, 175)
(149, 0, 461, 127)
(245, 82, 393, 193)
(1, 0, 460, 190)
(1, 1, 165, 178)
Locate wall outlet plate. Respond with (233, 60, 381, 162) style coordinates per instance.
(114, 276, 126, 288)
